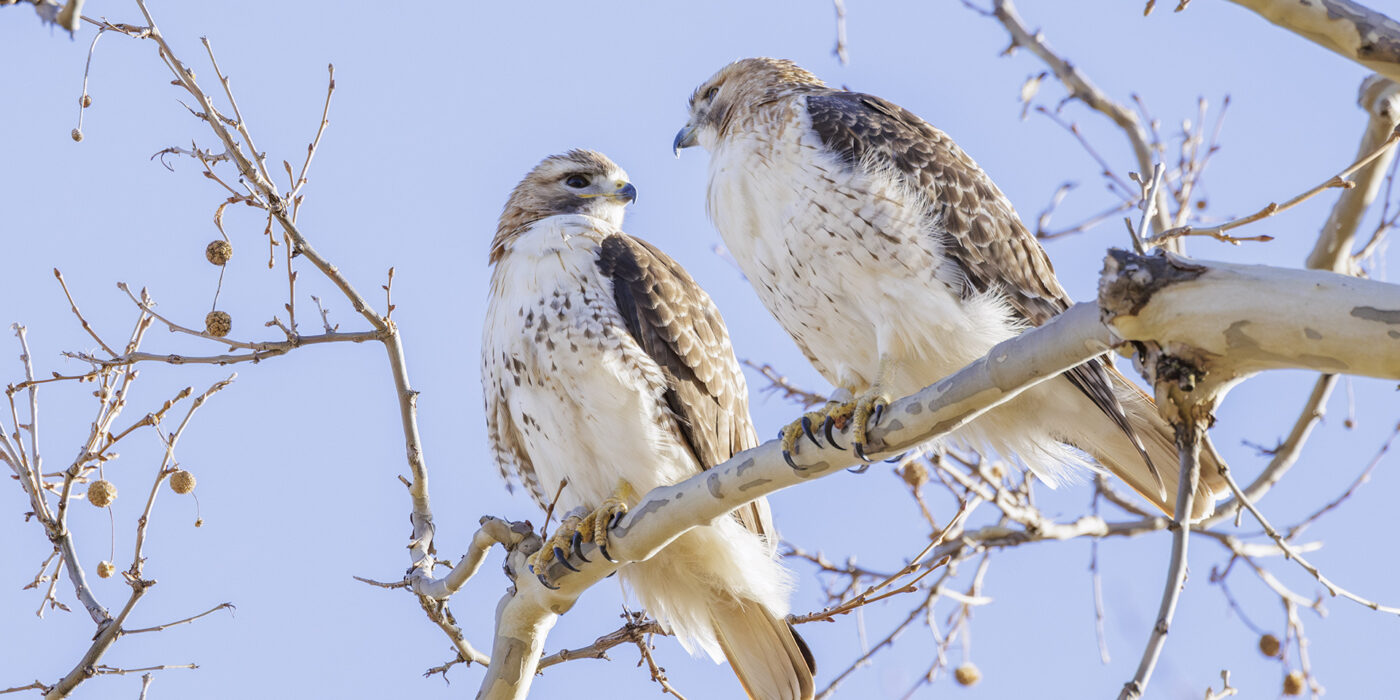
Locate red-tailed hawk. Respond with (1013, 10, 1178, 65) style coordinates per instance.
(674, 58, 1226, 518)
(482, 150, 815, 699)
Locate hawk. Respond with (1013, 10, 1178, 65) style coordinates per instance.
(674, 58, 1226, 518)
(482, 150, 815, 699)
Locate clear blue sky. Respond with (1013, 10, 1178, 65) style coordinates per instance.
(2, 1, 1396, 698)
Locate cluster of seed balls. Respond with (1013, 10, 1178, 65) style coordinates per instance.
(86, 468, 198, 579)
(205, 239, 233, 337)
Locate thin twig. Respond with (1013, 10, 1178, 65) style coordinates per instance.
(124, 602, 235, 634)
(1151, 126, 1400, 246)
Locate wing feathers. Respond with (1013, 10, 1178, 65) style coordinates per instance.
(805, 90, 1166, 493)
(597, 234, 768, 534)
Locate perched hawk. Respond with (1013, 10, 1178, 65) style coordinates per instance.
(482, 150, 816, 699)
(675, 58, 1226, 518)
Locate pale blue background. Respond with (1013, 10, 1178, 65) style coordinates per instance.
(2, 1, 1397, 698)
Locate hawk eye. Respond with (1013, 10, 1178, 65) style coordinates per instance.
(564, 174, 589, 189)
(705, 86, 719, 101)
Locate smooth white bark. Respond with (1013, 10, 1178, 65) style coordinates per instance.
(1224, 0, 1400, 84)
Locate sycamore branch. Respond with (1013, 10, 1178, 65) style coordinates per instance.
(1222, 0, 1400, 84)
(1099, 251, 1400, 391)
(1308, 76, 1400, 273)
(447, 251, 1400, 700)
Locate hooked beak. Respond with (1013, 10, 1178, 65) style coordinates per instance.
(580, 181, 637, 204)
(615, 181, 638, 204)
(673, 123, 698, 157)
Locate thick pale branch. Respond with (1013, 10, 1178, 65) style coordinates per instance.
(473, 303, 1116, 700)
(1223, 0, 1400, 83)
(1308, 76, 1400, 272)
(1100, 250, 1400, 385)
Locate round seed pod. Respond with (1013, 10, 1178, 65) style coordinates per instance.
(205, 310, 232, 337)
(97, 561, 115, 578)
(205, 239, 233, 266)
(170, 470, 196, 494)
(1259, 633, 1281, 658)
(71, 128, 83, 142)
(900, 459, 928, 489)
(954, 663, 981, 687)
(988, 462, 1007, 481)
(81, 94, 92, 108)
(87, 479, 116, 507)
(1283, 670, 1305, 696)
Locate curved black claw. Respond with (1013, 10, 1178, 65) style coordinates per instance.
(783, 449, 800, 470)
(599, 543, 616, 563)
(884, 451, 910, 464)
(554, 546, 580, 572)
(872, 402, 887, 426)
(536, 573, 560, 590)
(823, 416, 844, 450)
(853, 441, 873, 463)
(608, 510, 626, 530)
(800, 416, 821, 448)
(571, 531, 591, 563)
(845, 445, 868, 473)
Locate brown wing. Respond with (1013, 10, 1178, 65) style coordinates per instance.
(805, 91, 1159, 487)
(596, 234, 770, 535)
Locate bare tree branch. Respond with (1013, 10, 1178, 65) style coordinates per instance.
(1222, 0, 1400, 83)
(1308, 76, 1400, 272)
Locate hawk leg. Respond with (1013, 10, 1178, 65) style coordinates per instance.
(780, 360, 895, 468)
(528, 481, 637, 589)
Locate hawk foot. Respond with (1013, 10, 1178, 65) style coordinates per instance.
(528, 513, 585, 589)
(780, 407, 838, 469)
(580, 482, 634, 563)
(846, 388, 890, 467)
(779, 390, 889, 468)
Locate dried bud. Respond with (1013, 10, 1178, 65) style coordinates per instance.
(97, 561, 115, 578)
(900, 459, 928, 489)
(170, 469, 196, 494)
(954, 663, 981, 687)
(205, 310, 232, 337)
(194, 518, 204, 528)
(205, 239, 233, 266)
(1259, 633, 1281, 658)
(87, 479, 117, 507)
(988, 462, 1007, 481)
(81, 94, 92, 108)
(1283, 670, 1305, 696)
(71, 128, 83, 142)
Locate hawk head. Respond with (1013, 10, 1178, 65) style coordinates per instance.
(674, 57, 825, 155)
(492, 149, 637, 263)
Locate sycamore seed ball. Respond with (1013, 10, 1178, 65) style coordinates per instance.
(71, 128, 83, 142)
(205, 310, 232, 337)
(988, 462, 1007, 481)
(205, 239, 233, 266)
(87, 479, 116, 507)
(97, 561, 115, 578)
(900, 460, 928, 489)
(81, 94, 92, 108)
(1283, 670, 1305, 696)
(170, 470, 196, 494)
(954, 663, 981, 687)
(1259, 633, 1281, 658)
